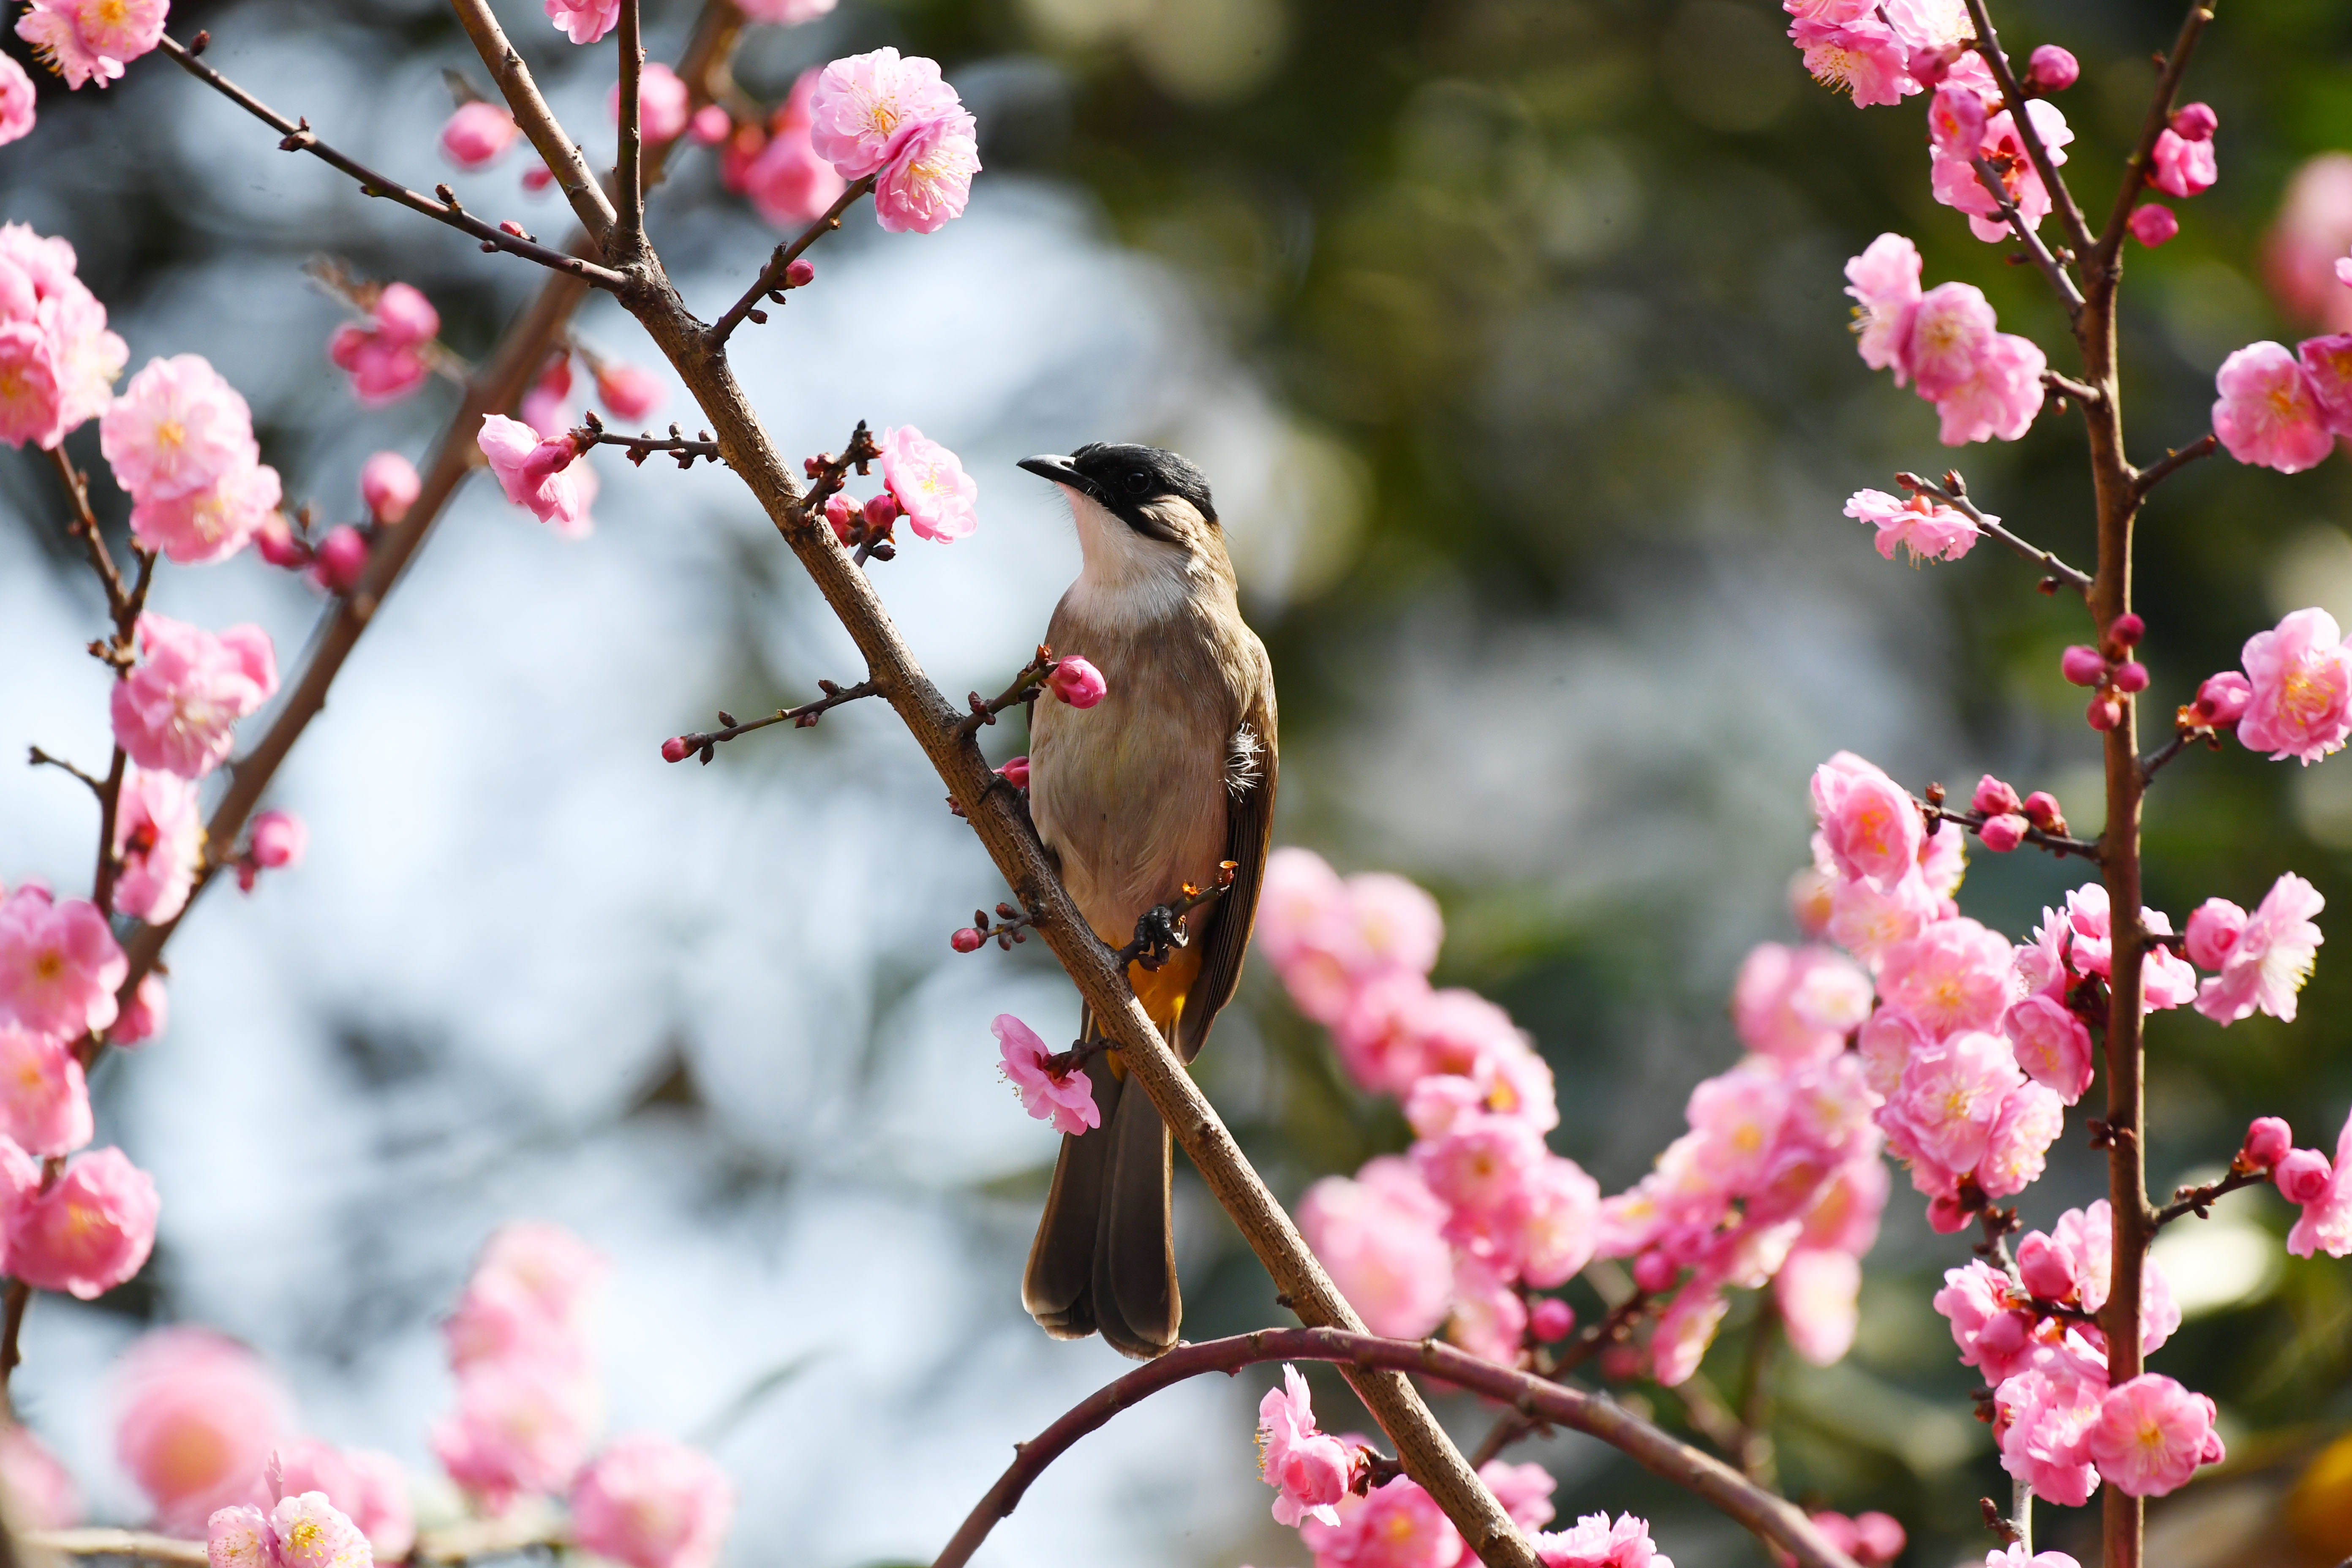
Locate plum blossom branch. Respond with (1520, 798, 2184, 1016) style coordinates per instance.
(1968, 154, 2084, 317)
(930, 1328, 1862, 1568)
(154, 36, 630, 291)
(708, 175, 876, 347)
(2155, 1165, 2267, 1227)
(2132, 432, 2219, 496)
(660, 679, 882, 763)
(1960, 0, 2094, 260)
(2092, 1, 2219, 278)
(572, 412, 725, 469)
(446, 0, 619, 246)
(1895, 471, 2092, 594)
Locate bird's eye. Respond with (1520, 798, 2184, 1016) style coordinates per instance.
(1124, 470, 1151, 494)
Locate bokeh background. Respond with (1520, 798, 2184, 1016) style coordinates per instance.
(5, 0, 2352, 1563)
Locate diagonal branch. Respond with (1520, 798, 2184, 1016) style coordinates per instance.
(446, 0, 620, 248)
(156, 36, 629, 291)
(707, 174, 876, 347)
(2093, 2, 2218, 280)
(929, 1328, 1862, 1568)
(1961, 0, 2093, 261)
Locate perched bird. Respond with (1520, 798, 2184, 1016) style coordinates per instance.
(1015, 443, 1277, 1360)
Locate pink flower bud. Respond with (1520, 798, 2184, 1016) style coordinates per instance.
(1047, 656, 1107, 709)
(784, 258, 815, 288)
(1978, 813, 2028, 852)
(996, 755, 1030, 789)
(313, 525, 369, 593)
(254, 514, 311, 570)
(2243, 1116, 2292, 1170)
(360, 451, 421, 525)
(2113, 660, 2150, 693)
(2109, 612, 2145, 648)
(950, 927, 984, 954)
(371, 283, 439, 348)
(2278, 1147, 2333, 1205)
(2087, 692, 2123, 730)
(1971, 774, 2022, 816)
(2184, 897, 2246, 968)
(822, 492, 858, 544)
(2129, 204, 2180, 248)
(1529, 1297, 1573, 1342)
(440, 102, 519, 169)
(1630, 1250, 1678, 1295)
(2017, 1232, 2075, 1301)
(2026, 44, 2079, 92)
(2194, 670, 2252, 725)
(594, 362, 664, 423)
(2020, 792, 2063, 833)
(862, 491, 899, 532)
(690, 104, 732, 145)
(2061, 645, 2109, 686)
(660, 737, 691, 763)
(2171, 102, 2218, 142)
(248, 809, 306, 871)
(523, 163, 553, 193)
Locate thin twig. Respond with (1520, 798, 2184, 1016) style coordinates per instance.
(2133, 433, 2218, 497)
(706, 174, 876, 347)
(1961, 0, 2094, 260)
(1895, 471, 2093, 595)
(664, 679, 881, 762)
(615, 0, 644, 247)
(155, 36, 629, 290)
(2093, 2, 2219, 280)
(2156, 1165, 2267, 1227)
(1969, 154, 2084, 317)
(446, 0, 618, 246)
(928, 1328, 1861, 1568)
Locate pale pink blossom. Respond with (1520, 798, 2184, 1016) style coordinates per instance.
(1844, 233, 1922, 376)
(1883, 1029, 2020, 1174)
(112, 765, 203, 923)
(16, 0, 166, 89)
(1933, 330, 2047, 445)
(1995, 1355, 2106, 1507)
(10, 1146, 157, 1299)
(360, 452, 420, 524)
(2287, 1106, 2352, 1258)
(544, 0, 621, 45)
(1976, 1080, 2063, 1198)
(1791, 17, 1915, 106)
(2264, 155, 2352, 332)
(111, 613, 280, 779)
(1775, 1247, 1860, 1365)
(1810, 752, 1922, 889)
(1299, 1476, 1462, 1568)
(101, 355, 257, 503)
(569, 1436, 732, 1568)
(130, 455, 284, 566)
(2150, 128, 2217, 201)
(0, 885, 126, 1038)
(593, 362, 662, 423)
(108, 972, 167, 1047)
(1297, 1156, 1454, 1338)
(0, 1024, 90, 1157)
(477, 415, 591, 532)
(0, 56, 36, 145)
(806, 49, 966, 180)
(1843, 487, 1979, 564)
(433, 1359, 600, 1510)
(2213, 342, 2335, 474)
(440, 103, 518, 169)
(2088, 1374, 2219, 1497)
(272, 1440, 414, 1561)
(2129, 204, 2179, 248)
(2003, 994, 2092, 1104)
(1046, 656, 1106, 708)
(873, 112, 981, 234)
(879, 424, 978, 541)
(1903, 282, 1997, 399)
(2238, 608, 2352, 760)
(0, 1423, 80, 1528)
(1878, 916, 2013, 1037)
(993, 1014, 1098, 1136)
(2298, 333, 2352, 436)
(737, 0, 836, 19)
(1256, 1365, 1352, 1528)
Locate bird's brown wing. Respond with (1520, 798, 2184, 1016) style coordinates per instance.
(1175, 678, 1277, 1064)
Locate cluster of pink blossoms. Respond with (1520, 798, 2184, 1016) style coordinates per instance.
(0, 223, 128, 453)
(1843, 234, 2046, 446)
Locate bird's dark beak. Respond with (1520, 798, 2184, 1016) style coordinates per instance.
(1019, 454, 1104, 503)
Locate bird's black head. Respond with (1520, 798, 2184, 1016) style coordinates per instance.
(1018, 443, 1217, 541)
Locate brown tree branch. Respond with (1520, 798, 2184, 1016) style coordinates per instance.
(2092, 2, 2219, 281)
(446, 0, 619, 247)
(929, 1329, 1861, 1568)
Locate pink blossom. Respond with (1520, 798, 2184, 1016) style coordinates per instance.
(993, 1014, 1098, 1136)
(1994, 1356, 2106, 1507)
(1530, 1512, 1671, 1568)
(544, 0, 622, 45)
(1732, 942, 1869, 1064)
(1791, 17, 1916, 107)
(2239, 608, 2352, 759)
(2129, 204, 2179, 248)
(10, 1146, 158, 1298)
(0, 56, 36, 145)
(477, 415, 592, 532)
(1879, 916, 2014, 1037)
(873, 112, 981, 234)
(2195, 872, 2323, 1025)
(130, 455, 284, 566)
(1256, 1365, 1353, 1528)
(1297, 1156, 1454, 1338)
(272, 1440, 414, 1560)
(433, 1359, 600, 1510)
(112, 613, 280, 779)
(2004, 994, 2092, 1104)
(608, 64, 692, 144)
(806, 48, 967, 181)
(1933, 330, 2047, 445)
(361, 452, 420, 524)
(737, 0, 837, 19)
(1776, 1247, 1860, 1365)
(112, 765, 203, 923)
(1883, 1029, 2020, 1174)
(1843, 233, 1922, 376)
(2287, 1106, 2352, 1258)
(2150, 128, 2217, 201)
(16, 0, 166, 89)
(593, 362, 662, 423)
(0, 1422, 81, 1528)
(2088, 1374, 2218, 1497)
(1842, 487, 1979, 564)
(879, 424, 979, 542)
(0, 885, 126, 1038)
(2264, 155, 2352, 332)
(1810, 752, 1922, 889)
(441, 103, 519, 169)
(1904, 281, 1997, 399)
(569, 1436, 733, 1568)
(101, 355, 257, 503)
(1299, 1475, 1462, 1568)
(2214, 342, 2335, 473)
(1046, 656, 1106, 708)
(1976, 1080, 2063, 1198)
(109, 972, 168, 1048)
(0, 1025, 90, 1157)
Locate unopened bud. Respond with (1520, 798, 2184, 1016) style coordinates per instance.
(2017, 1233, 2075, 1301)
(2278, 1147, 2333, 1206)
(660, 736, 691, 763)
(2242, 1116, 2292, 1171)
(313, 525, 369, 593)
(1529, 1298, 1574, 1342)
(2108, 612, 2145, 648)
(1978, 813, 2028, 852)
(784, 258, 815, 288)
(2170, 102, 2218, 142)
(950, 927, 985, 954)
(2060, 645, 2108, 686)
(2022, 791, 2066, 833)
(1971, 774, 2022, 816)
(2112, 660, 2150, 693)
(2026, 44, 2079, 93)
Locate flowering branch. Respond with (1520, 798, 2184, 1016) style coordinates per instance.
(445, 0, 617, 247)
(929, 1328, 1862, 1568)
(2132, 432, 2219, 496)
(707, 175, 877, 346)
(1968, 155, 2084, 316)
(1895, 471, 2091, 594)
(572, 412, 725, 468)
(659, 679, 881, 763)
(2091, 1, 2218, 277)
(153, 36, 630, 291)
(1960, 0, 2094, 259)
